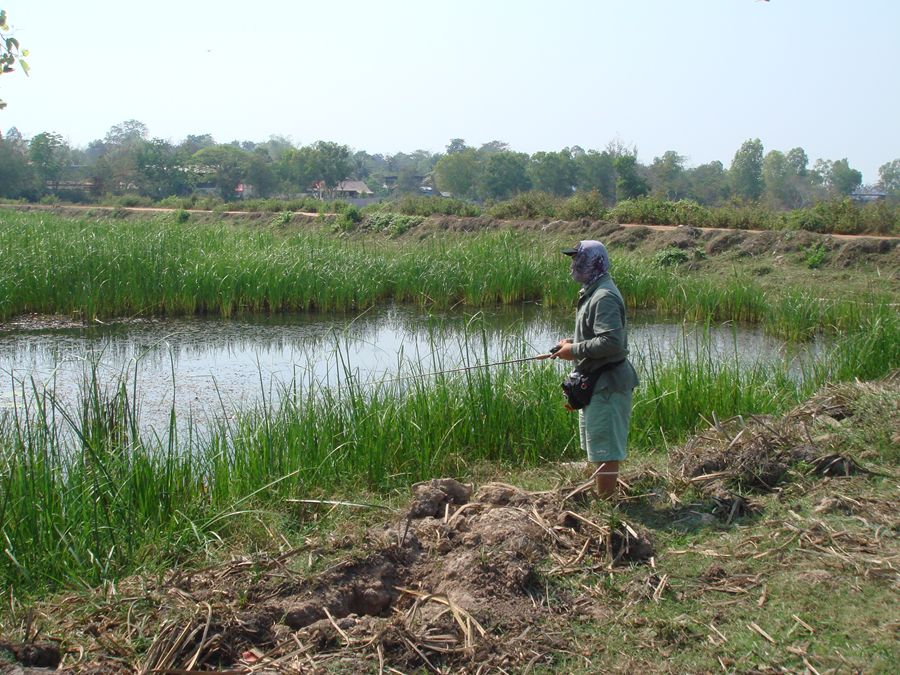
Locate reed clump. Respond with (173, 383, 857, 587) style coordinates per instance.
(0, 212, 892, 343)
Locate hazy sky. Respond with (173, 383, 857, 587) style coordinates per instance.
(1, 0, 897, 182)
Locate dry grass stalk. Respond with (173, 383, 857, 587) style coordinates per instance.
(748, 621, 776, 644)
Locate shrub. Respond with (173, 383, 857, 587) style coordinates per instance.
(271, 211, 292, 226)
(804, 243, 828, 269)
(653, 247, 690, 267)
(158, 195, 196, 209)
(786, 199, 860, 234)
(707, 203, 782, 231)
(189, 194, 225, 211)
(486, 192, 560, 220)
(382, 195, 482, 217)
(173, 209, 190, 224)
(39, 194, 59, 206)
(334, 206, 363, 232)
(670, 200, 711, 227)
(361, 212, 424, 236)
(102, 194, 154, 208)
(610, 197, 671, 225)
(859, 200, 899, 235)
(559, 191, 607, 221)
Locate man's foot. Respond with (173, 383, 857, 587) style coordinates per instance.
(591, 461, 620, 500)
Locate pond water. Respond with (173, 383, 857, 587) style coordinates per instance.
(0, 305, 816, 434)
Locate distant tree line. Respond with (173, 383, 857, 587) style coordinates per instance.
(433, 138, 895, 208)
(0, 121, 897, 208)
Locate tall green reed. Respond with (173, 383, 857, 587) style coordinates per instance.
(0, 212, 891, 344)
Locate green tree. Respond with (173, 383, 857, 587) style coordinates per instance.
(685, 161, 730, 205)
(3, 125, 25, 152)
(0, 9, 28, 110)
(309, 141, 351, 196)
(878, 159, 900, 194)
(87, 121, 152, 194)
(245, 147, 278, 197)
(762, 150, 796, 208)
(179, 134, 216, 155)
(29, 132, 68, 190)
(730, 138, 764, 201)
(192, 145, 249, 200)
(396, 166, 421, 193)
(446, 138, 470, 155)
(259, 135, 294, 162)
(786, 147, 808, 176)
(477, 140, 510, 155)
(574, 151, 616, 203)
(279, 145, 316, 193)
(478, 151, 531, 201)
(528, 150, 576, 196)
(614, 154, 649, 201)
(828, 158, 862, 196)
(104, 120, 149, 148)
(434, 149, 480, 199)
(277, 141, 351, 197)
(135, 139, 192, 198)
(648, 150, 687, 199)
(810, 159, 832, 187)
(0, 137, 34, 197)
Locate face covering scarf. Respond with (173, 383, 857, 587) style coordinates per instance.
(570, 240, 610, 286)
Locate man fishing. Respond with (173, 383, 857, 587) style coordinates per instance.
(546, 240, 639, 499)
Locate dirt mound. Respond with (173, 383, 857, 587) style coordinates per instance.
(32, 479, 652, 673)
(605, 224, 654, 249)
(834, 237, 898, 267)
(671, 379, 893, 496)
(705, 229, 749, 255)
(648, 226, 703, 251)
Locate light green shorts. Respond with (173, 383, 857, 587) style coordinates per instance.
(579, 387, 633, 463)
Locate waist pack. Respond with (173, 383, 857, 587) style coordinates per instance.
(561, 360, 626, 410)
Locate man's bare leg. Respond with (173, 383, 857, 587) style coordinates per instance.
(590, 461, 620, 499)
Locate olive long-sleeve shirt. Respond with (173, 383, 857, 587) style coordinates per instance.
(570, 274, 639, 393)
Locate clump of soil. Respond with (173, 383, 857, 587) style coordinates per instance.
(407, 477, 473, 517)
(0, 641, 61, 668)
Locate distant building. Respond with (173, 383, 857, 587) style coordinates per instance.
(850, 188, 887, 204)
(46, 166, 101, 198)
(334, 180, 374, 198)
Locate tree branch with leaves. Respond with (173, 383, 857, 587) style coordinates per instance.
(0, 9, 28, 110)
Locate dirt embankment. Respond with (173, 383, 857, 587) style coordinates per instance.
(417, 215, 900, 268)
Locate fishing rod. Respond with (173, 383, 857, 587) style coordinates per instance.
(360, 345, 562, 388)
